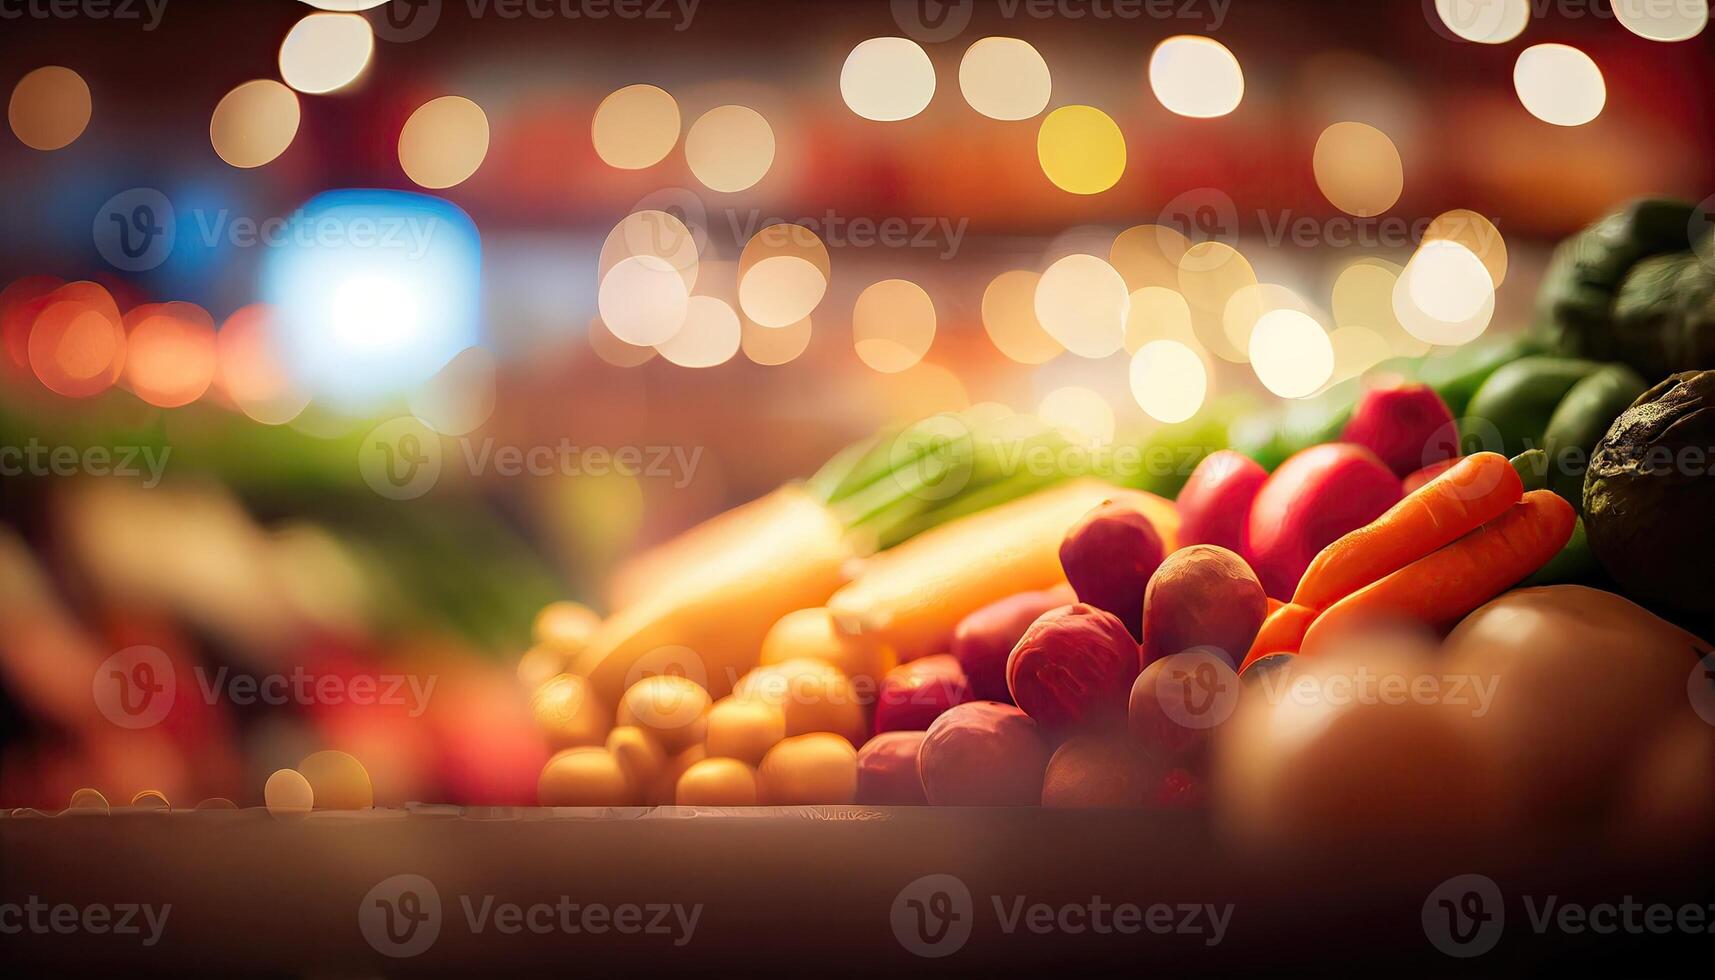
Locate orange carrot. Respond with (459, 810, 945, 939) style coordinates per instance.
(1241, 602, 1318, 669)
(1401, 456, 1460, 494)
(1292, 452, 1522, 611)
(1299, 490, 1576, 657)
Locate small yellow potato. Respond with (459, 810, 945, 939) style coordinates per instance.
(649, 745, 707, 804)
(65, 787, 109, 813)
(129, 790, 171, 812)
(298, 750, 373, 810)
(676, 758, 758, 806)
(704, 696, 786, 766)
(760, 607, 896, 685)
(531, 673, 611, 749)
(617, 675, 711, 753)
(517, 644, 572, 689)
(605, 726, 666, 797)
(737, 658, 868, 746)
(264, 768, 314, 817)
(534, 600, 602, 652)
(757, 733, 859, 805)
(538, 747, 633, 806)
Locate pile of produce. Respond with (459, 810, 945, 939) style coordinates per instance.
(515, 203, 1714, 841)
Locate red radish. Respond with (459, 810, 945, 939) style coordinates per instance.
(1341, 381, 1458, 478)
(873, 655, 972, 733)
(1059, 500, 1166, 639)
(1176, 450, 1268, 553)
(1245, 444, 1403, 600)
(1006, 604, 1139, 733)
(951, 585, 1075, 703)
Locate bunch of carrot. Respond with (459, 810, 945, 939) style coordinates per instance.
(1242, 452, 1576, 666)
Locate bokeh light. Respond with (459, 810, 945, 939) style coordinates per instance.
(1513, 44, 1605, 127)
(1037, 105, 1126, 195)
(981, 270, 1062, 364)
(1110, 224, 1190, 291)
(737, 224, 831, 328)
(600, 210, 701, 293)
(1433, 0, 1528, 43)
(1148, 36, 1244, 118)
(1222, 282, 1312, 363)
(27, 288, 125, 398)
(1037, 386, 1114, 445)
(741, 314, 812, 366)
(598, 255, 690, 346)
(841, 37, 935, 121)
(1, 275, 62, 370)
(261, 189, 482, 408)
(588, 315, 657, 367)
(1332, 257, 1428, 357)
(1035, 254, 1129, 358)
(279, 13, 374, 94)
(1327, 325, 1391, 383)
(398, 95, 490, 188)
(408, 346, 496, 435)
(210, 80, 301, 168)
(1313, 121, 1403, 216)
(1423, 209, 1508, 288)
(125, 304, 218, 408)
(1248, 308, 1333, 398)
(1613, 0, 1707, 41)
(216, 304, 311, 425)
(591, 84, 681, 170)
(658, 295, 741, 368)
(1394, 239, 1495, 346)
(1123, 286, 1201, 354)
(1176, 242, 1257, 362)
(685, 105, 774, 192)
(853, 279, 935, 373)
(8, 66, 91, 151)
(959, 37, 1051, 120)
(1129, 339, 1207, 423)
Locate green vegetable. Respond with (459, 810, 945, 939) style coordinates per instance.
(1540, 363, 1648, 509)
(1464, 356, 1602, 458)
(1521, 517, 1600, 587)
(1584, 370, 1715, 619)
(1612, 251, 1715, 381)
(1535, 197, 1715, 376)
(1231, 336, 1536, 471)
(1510, 449, 1549, 494)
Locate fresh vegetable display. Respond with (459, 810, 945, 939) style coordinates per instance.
(518, 193, 1714, 822)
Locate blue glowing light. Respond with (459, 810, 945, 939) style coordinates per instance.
(261, 189, 481, 410)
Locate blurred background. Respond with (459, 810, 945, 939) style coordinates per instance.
(1, 0, 1710, 809)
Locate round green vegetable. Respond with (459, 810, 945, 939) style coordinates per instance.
(1463, 356, 1601, 459)
(1584, 370, 1715, 618)
(1541, 363, 1649, 509)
